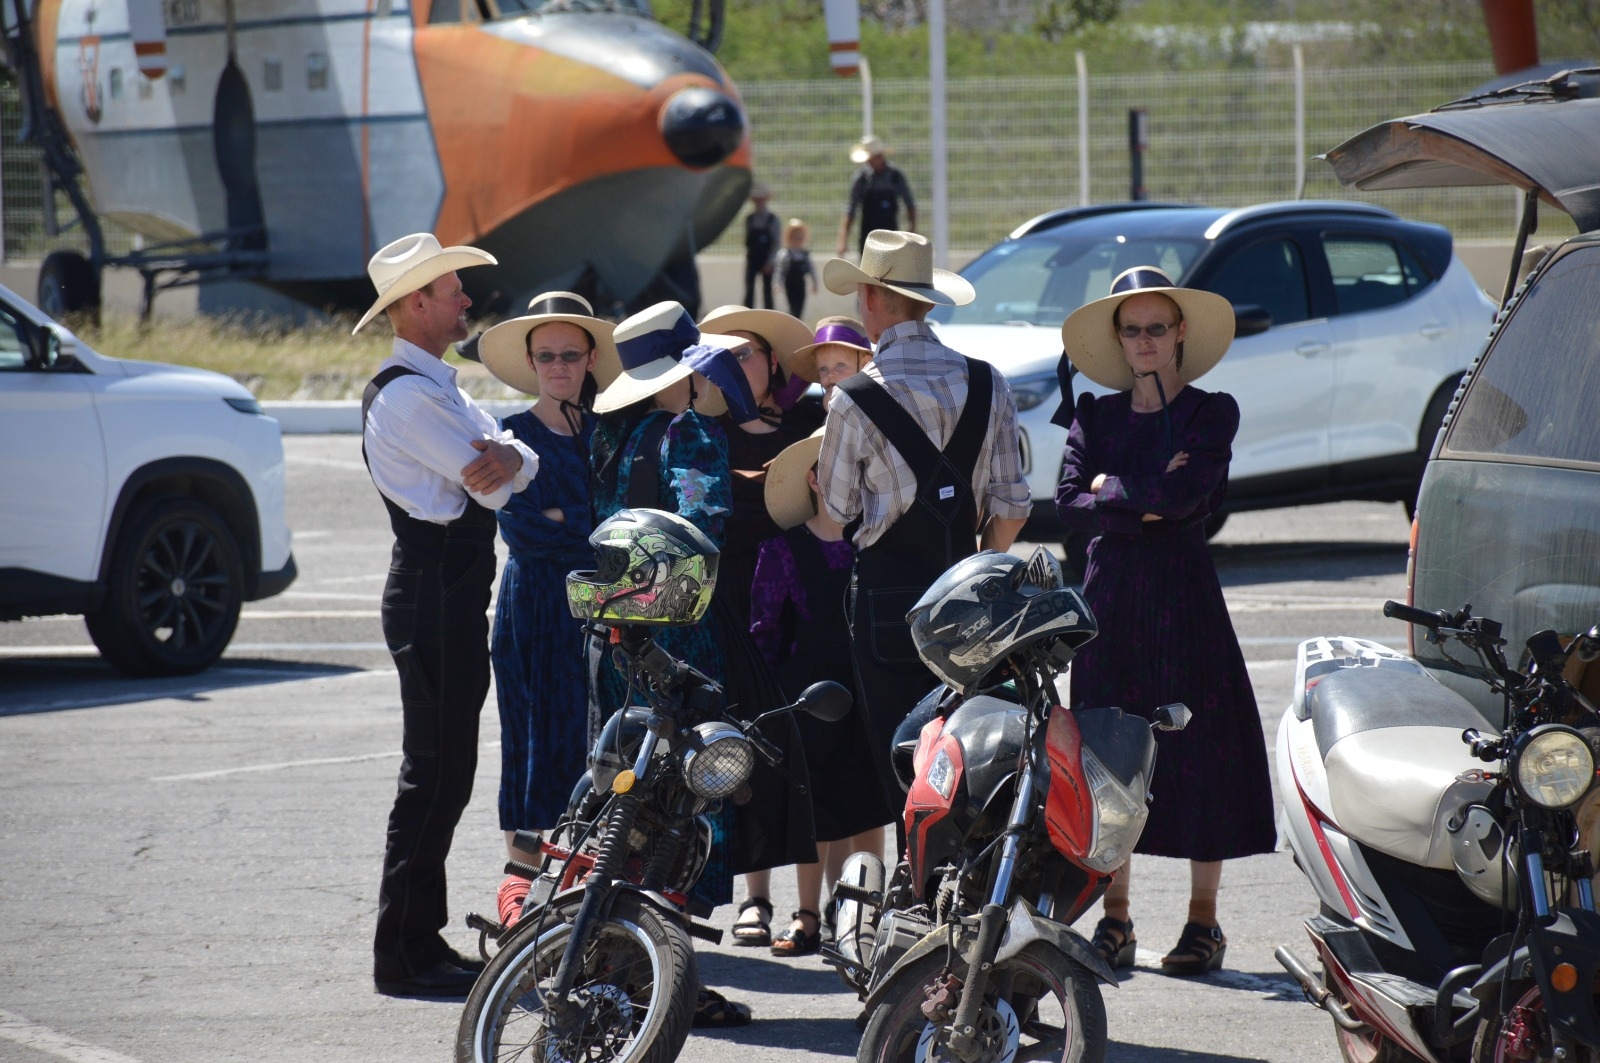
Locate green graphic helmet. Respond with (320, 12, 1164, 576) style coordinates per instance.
(567, 508, 720, 626)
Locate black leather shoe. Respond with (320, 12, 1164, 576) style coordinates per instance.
(446, 949, 487, 974)
(374, 961, 478, 998)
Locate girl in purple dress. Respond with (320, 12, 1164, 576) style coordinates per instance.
(1055, 267, 1276, 977)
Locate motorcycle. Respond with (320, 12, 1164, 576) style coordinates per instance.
(826, 548, 1191, 1063)
(1276, 600, 1600, 1063)
(454, 508, 852, 1063)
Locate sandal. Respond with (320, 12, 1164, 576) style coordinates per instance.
(1090, 916, 1137, 969)
(692, 987, 753, 1028)
(770, 908, 823, 957)
(731, 896, 772, 947)
(1160, 921, 1227, 976)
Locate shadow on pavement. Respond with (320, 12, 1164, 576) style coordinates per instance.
(698, 949, 847, 997)
(692, 1014, 861, 1054)
(0, 657, 362, 716)
(1213, 540, 1408, 587)
(1109, 1045, 1271, 1062)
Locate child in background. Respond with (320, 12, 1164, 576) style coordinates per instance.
(775, 219, 818, 321)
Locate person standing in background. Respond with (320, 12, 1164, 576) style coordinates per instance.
(835, 137, 917, 258)
(775, 219, 818, 321)
(355, 234, 539, 999)
(743, 184, 781, 310)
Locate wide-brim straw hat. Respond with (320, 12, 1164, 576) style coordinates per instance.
(592, 300, 739, 417)
(849, 135, 888, 164)
(1060, 266, 1235, 391)
(823, 231, 974, 307)
(478, 292, 621, 397)
(354, 233, 495, 334)
(764, 429, 826, 530)
(698, 305, 814, 368)
(784, 318, 872, 383)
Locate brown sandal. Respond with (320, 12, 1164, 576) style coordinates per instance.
(1160, 921, 1226, 976)
(771, 909, 822, 957)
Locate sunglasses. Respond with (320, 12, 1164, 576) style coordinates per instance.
(732, 345, 771, 364)
(530, 349, 589, 364)
(1116, 322, 1177, 339)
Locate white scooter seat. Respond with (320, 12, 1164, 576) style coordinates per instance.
(1309, 668, 1496, 870)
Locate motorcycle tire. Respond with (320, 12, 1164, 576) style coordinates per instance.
(1471, 982, 1599, 1063)
(856, 941, 1106, 1063)
(455, 893, 698, 1063)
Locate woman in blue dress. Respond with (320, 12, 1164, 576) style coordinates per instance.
(479, 293, 621, 866)
(1055, 267, 1276, 977)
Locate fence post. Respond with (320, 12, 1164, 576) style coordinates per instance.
(929, 0, 948, 267)
(1076, 50, 1090, 207)
(1294, 43, 1306, 199)
(1128, 108, 1148, 201)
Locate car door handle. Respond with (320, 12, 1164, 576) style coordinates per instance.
(1418, 322, 1448, 339)
(1294, 342, 1329, 357)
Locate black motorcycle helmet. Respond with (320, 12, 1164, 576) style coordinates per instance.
(908, 547, 1097, 695)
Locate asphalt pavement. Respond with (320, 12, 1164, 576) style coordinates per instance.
(0, 433, 1420, 1063)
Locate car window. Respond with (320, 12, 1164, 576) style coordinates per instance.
(1445, 244, 1600, 466)
(933, 233, 1203, 327)
(1324, 237, 1427, 315)
(1205, 238, 1310, 327)
(0, 310, 29, 371)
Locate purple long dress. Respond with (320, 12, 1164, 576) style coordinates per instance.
(1055, 386, 1276, 862)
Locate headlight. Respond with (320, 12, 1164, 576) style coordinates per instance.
(681, 722, 754, 800)
(1513, 725, 1596, 810)
(1008, 371, 1060, 413)
(1079, 746, 1149, 872)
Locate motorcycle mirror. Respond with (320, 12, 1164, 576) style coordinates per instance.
(1152, 703, 1191, 732)
(1578, 625, 1600, 664)
(797, 681, 853, 722)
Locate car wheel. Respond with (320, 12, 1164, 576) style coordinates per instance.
(37, 250, 101, 322)
(86, 499, 244, 677)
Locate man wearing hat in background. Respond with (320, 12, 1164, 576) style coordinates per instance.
(743, 183, 781, 310)
(835, 136, 917, 258)
(355, 233, 540, 998)
(816, 229, 1031, 830)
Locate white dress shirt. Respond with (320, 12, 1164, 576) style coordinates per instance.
(363, 338, 538, 523)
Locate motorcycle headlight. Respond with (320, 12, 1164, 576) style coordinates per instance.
(1513, 725, 1596, 810)
(681, 722, 754, 800)
(1079, 746, 1149, 873)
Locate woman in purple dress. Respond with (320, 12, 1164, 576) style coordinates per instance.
(1054, 267, 1276, 977)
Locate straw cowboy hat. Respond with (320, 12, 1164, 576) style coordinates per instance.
(592, 301, 739, 417)
(764, 429, 826, 530)
(849, 135, 888, 164)
(353, 232, 496, 334)
(1060, 266, 1235, 391)
(698, 305, 814, 369)
(478, 292, 621, 397)
(783, 317, 872, 383)
(823, 230, 975, 307)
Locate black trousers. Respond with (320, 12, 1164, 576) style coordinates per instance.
(373, 532, 495, 979)
(784, 274, 808, 320)
(743, 259, 775, 309)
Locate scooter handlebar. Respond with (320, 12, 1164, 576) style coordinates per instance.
(1383, 600, 1445, 630)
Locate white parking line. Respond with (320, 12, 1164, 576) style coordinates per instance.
(239, 610, 382, 619)
(153, 740, 500, 782)
(284, 455, 368, 471)
(0, 642, 392, 656)
(0, 1009, 144, 1063)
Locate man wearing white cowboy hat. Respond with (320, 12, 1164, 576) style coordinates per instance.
(815, 230, 1031, 830)
(835, 135, 916, 257)
(355, 232, 540, 998)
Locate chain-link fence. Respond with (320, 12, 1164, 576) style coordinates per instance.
(722, 60, 1542, 257)
(0, 61, 1543, 264)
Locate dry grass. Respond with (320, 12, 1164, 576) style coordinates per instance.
(77, 313, 520, 400)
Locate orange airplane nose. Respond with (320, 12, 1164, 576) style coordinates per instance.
(659, 86, 745, 169)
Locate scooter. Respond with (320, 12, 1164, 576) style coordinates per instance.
(1276, 600, 1600, 1063)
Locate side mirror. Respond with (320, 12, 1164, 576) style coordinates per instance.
(797, 681, 853, 723)
(1575, 625, 1600, 664)
(1152, 702, 1191, 732)
(1232, 304, 1273, 337)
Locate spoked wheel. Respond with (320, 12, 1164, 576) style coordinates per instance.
(1473, 982, 1600, 1063)
(857, 943, 1106, 1063)
(456, 894, 698, 1063)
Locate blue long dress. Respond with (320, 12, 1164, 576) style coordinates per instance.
(491, 409, 596, 832)
(589, 406, 735, 906)
(1055, 386, 1276, 862)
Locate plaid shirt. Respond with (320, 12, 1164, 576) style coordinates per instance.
(818, 319, 1031, 549)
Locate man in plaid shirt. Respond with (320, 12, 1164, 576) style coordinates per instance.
(816, 230, 1031, 827)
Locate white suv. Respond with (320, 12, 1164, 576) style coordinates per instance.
(0, 285, 295, 675)
(929, 201, 1497, 548)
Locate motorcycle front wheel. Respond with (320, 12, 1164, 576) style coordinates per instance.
(856, 942, 1106, 1063)
(1472, 982, 1599, 1063)
(455, 893, 698, 1063)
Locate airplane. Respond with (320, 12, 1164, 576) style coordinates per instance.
(1, 0, 751, 320)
